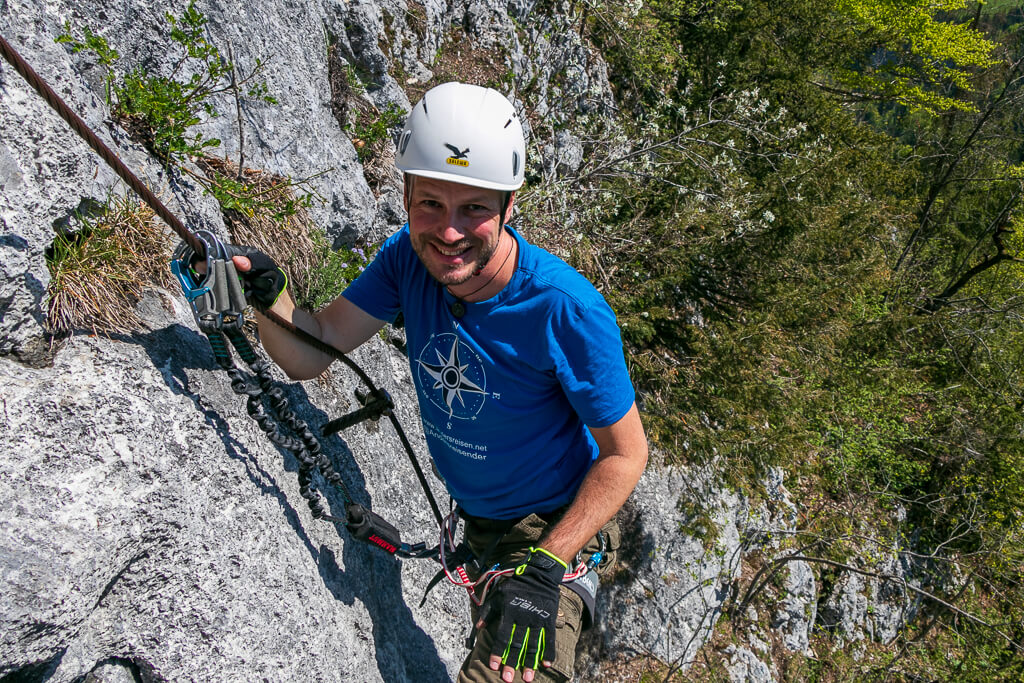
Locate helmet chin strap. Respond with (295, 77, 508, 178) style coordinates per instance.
(471, 224, 506, 276)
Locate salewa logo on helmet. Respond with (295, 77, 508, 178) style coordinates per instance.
(509, 597, 551, 619)
(445, 143, 470, 167)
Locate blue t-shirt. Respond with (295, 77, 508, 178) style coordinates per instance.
(342, 225, 635, 519)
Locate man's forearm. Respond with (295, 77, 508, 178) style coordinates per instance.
(254, 292, 336, 380)
(539, 404, 648, 563)
(255, 291, 388, 380)
(539, 451, 645, 562)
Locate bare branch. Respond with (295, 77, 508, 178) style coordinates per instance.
(783, 554, 1024, 652)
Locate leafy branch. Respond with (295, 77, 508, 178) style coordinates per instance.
(56, 1, 277, 164)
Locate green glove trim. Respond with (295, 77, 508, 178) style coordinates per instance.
(516, 547, 567, 576)
(269, 269, 288, 306)
(489, 546, 566, 671)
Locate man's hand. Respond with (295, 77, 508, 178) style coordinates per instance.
(182, 244, 287, 311)
(480, 547, 566, 682)
(225, 246, 287, 310)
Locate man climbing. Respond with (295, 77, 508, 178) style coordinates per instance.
(231, 82, 648, 682)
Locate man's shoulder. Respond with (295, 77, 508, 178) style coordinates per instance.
(379, 224, 413, 253)
(515, 232, 605, 314)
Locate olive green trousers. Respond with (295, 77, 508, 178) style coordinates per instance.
(456, 513, 620, 683)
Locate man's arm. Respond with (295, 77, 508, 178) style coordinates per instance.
(233, 255, 386, 380)
(483, 402, 647, 681)
(538, 402, 648, 563)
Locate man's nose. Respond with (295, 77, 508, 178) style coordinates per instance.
(438, 217, 467, 243)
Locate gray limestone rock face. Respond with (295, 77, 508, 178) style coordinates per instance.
(817, 549, 923, 648)
(0, 0, 619, 363)
(1, 298, 465, 681)
(773, 559, 817, 654)
(82, 659, 143, 683)
(0, 23, 129, 365)
(867, 552, 921, 644)
(819, 571, 868, 646)
(725, 645, 776, 683)
(542, 130, 585, 178)
(595, 464, 747, 672)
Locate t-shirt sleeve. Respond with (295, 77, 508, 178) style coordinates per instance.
(340, 227, 406, 323)
(550, 298, 636, 429)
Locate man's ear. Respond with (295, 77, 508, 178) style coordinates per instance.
(403, 174, 414, 212)
(502, 191, 516, 225)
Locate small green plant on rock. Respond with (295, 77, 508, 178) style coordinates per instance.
(54, 24, 120, 102)
(349, 102, 404, 162)
(303, 237, 371, 312)
(192, 156, 367, 313)
(56, 1, 276, 163)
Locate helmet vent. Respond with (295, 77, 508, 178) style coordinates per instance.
(512, 151, 520, 178)
(504, 118, 512, 129)
(399, 131, 412, 155)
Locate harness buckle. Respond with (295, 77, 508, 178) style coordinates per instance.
(345, 503, 404, 555)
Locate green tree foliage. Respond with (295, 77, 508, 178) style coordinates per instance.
(589, 0, 995, 117)
(518, 0, 1023, 675)
(834, 0, 998, 111)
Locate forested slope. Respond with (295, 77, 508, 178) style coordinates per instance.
(532, 1, 1024, 678)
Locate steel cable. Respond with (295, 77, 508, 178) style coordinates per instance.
(0, 32, 443, 525)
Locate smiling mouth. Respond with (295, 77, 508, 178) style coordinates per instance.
(433, 243, 472, 258)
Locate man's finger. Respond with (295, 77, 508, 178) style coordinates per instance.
(522, 628, 543, 671)
(232, 255, 252, 271)
(488, 654, 502, 671)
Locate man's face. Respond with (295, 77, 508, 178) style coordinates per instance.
(406, 176, 510, 287)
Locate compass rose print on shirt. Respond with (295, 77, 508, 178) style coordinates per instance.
(416, 333, 488, 419)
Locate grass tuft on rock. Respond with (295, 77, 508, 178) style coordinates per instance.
(195, 156, 368, 312)
(45, 195, 173, 336)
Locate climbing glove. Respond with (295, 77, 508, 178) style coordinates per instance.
(225, 245, 288, 310)
(486, 547, 566, 672)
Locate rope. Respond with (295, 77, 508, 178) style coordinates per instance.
(0, 32, 443, 526)
(239, 361, 352, 516)
(0, 33, 374, 385)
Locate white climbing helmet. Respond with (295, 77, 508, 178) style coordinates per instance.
(396, 82, 525, 191)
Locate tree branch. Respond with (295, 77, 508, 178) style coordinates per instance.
(925, 212, 1023, 312)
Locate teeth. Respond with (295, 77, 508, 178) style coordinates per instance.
(437, 244, 469, 256)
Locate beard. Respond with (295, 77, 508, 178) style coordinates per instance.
(411, 230, 501, 287)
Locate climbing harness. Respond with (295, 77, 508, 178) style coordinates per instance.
(0, 33, 607, 607)
(423, 508, 610, 610)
